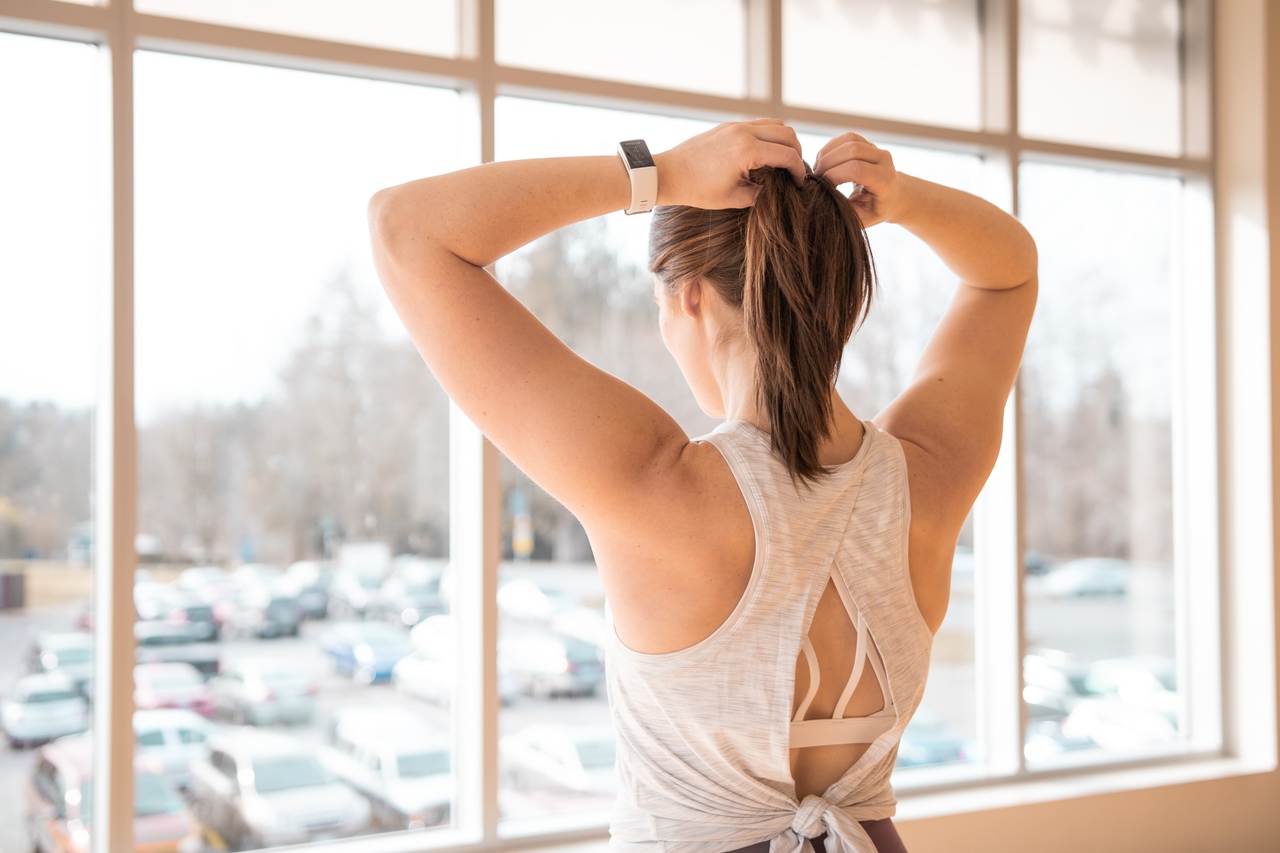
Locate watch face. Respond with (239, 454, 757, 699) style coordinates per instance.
(620, 139, 655, 169)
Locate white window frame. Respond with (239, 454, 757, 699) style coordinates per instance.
(0, 1, 1270, 852)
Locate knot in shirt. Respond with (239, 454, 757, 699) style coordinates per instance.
(792, 795, 831, 839)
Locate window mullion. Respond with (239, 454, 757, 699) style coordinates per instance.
(979, 0, 1015, 135)
(92, 2, 137, 852)
(973, 144, 1025, 774)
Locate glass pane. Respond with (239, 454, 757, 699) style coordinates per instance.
(496, 0, 747, 98)
(493, 100, 715, 831)
(784, 0, 982, 129)
(1019, 162, 1179, 766)
(1019, 0, 1182, 155)
(136, 53, 460, 847)
(136, 0, 459, 56)
(802, 136, 986, 775)
(0, 33, 100, 853)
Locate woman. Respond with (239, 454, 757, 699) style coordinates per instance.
(369, 120, 1037, 852)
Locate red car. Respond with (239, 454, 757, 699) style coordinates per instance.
(24, 733, 201, 853)
(134, 662, 215, 718)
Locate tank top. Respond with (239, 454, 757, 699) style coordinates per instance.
(606, 419, 934, 853)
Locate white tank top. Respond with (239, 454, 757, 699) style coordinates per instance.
(606, 419, 934, 853)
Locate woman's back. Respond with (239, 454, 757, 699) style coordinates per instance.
(605, 418, 932, 851)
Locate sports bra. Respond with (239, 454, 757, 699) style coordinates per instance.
(790, 566, 896, 748)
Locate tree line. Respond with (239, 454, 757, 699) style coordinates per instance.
(0, 219, 1171, 567)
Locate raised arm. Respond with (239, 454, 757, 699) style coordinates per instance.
(816, 132, 1038, 531)
(367, 121, 806, 528)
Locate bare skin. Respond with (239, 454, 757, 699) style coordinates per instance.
(369, 121, 1037, 803)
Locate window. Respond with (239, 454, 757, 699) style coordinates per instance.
(0, 1, 1233, 851)
(1019, 0, 1182, 154)
(1019, 163, 1185, 765)
(0, 32, 100, 853)
(136, 0, 461, 56)
(784, 0, 983, 129)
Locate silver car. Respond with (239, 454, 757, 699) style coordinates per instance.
(26, 632, 95, 696)
(133, 708, 218, 791)
(206, 659, 318, 726)
(2, 672, 89, 748)
(323, 705, 452, 830)
(189, 729, 372, 849)
(500, 723, 617, 796)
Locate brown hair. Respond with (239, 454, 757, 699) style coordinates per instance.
(648, 166, 875, 483)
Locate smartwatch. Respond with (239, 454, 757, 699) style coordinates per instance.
(617, 139, 657, 215)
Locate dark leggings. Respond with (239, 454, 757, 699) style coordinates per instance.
(721, 818, 908, 853)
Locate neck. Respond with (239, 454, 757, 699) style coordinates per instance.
(716, 339, 765, 427)
(717, 350, 862, 461)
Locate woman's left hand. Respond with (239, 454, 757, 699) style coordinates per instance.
(813, 132, 901, 227)
(654, 119, 807, 210)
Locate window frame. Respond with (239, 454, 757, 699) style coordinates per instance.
(0, 1, 1240, 851)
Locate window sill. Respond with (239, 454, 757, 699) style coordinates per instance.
(896, 753, 1276, 820)
(487, 753, 1277, 853)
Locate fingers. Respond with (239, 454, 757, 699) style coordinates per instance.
(749, 124, 806, 186)
(817, 160, 872, 191)
(814, 139, 883, 178)
(816, 130, 869, 162)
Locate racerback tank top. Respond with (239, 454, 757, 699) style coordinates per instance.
(606, 419, 933, 853)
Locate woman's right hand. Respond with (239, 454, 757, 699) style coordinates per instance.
(654, 119, 807, 210)
(813, 132, 904, 227)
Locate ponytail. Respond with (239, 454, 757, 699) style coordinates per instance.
(649, 166, 875, 483)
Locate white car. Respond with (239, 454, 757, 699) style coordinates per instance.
(1084, 656, 1178, 716)
(1060, 697, 1178, 750)
(189, 729, 372, 849)
(396, 615, 519, 705)
(207, 658, 318, 725)
(323, 705, 452, 830)
(500, 723, 617, 796)
(1042, 558, 1129, 596)
(2, 672, 89, 748)
(133, 708, 217, 791)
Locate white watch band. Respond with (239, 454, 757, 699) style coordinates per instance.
(617, 140, 657, 215)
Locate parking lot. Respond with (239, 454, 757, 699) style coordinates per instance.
(0, 562, 1175, 853)
(0, 597, 616, 852)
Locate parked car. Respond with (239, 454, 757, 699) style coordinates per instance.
(895, 704, 970, 768)
(135, 662, 215, 718)
(25, 733, 200, 853)
(500, 723, 617, 795)
(327, 571, 385, 619)
(175, 565, 238, 605)
(207, 659, 318, 725)
(1083, 655, 1177, 715)
(396, 615, 520, 706)
(285, 560, 333, 619)
(133, 708, 218, 791)
(188, 729, 372, 849)
(221, 584, 301, 639)
(135, 621, 220, 677)
(231, 562, 284, 590)
(319, 622, 414, 683)
(368, 569, 446, 628)
(161, 591, 220, 641)
(1023, 718, 1097, 763)
(1042, 557, 1130, 596)
(323, 705, 452, 830)
(135, 581, 179, 620)
(25, 632, 94, 696)
(503, 629, 604, 698)
(1023, 648, 1096, 713)
(1060, 697, 1178, 750)
(2, 673, 89, 748)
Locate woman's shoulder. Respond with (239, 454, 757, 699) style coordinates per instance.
(588, 430, 757, 656)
